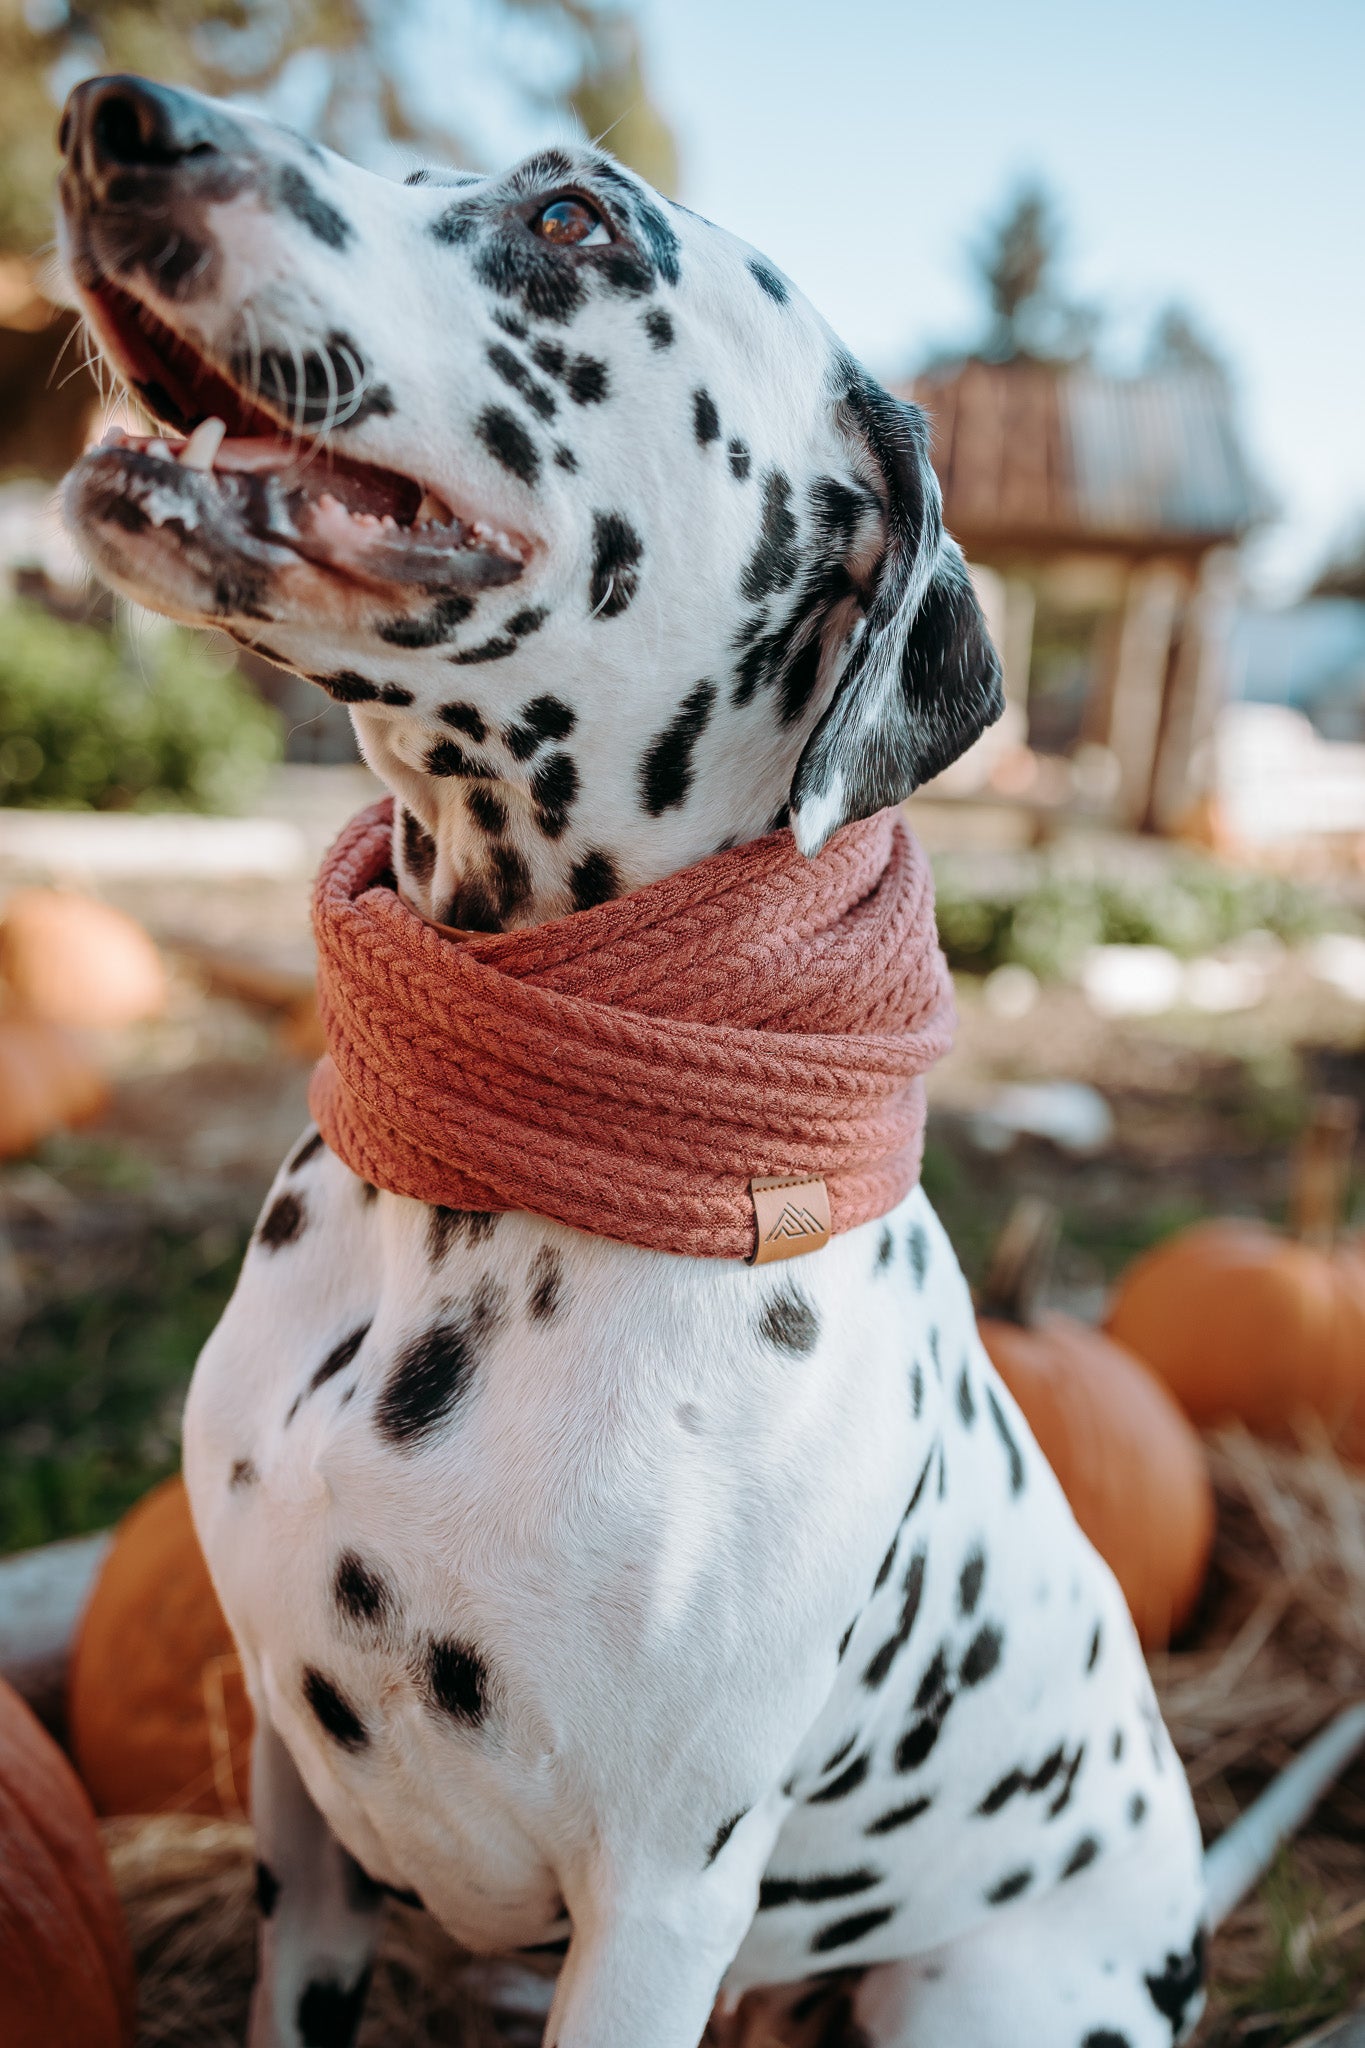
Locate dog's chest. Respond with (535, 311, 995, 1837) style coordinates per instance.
(182, 1143, 1148, 1967)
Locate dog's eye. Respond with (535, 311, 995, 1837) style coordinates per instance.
(531, 197, 610, 248)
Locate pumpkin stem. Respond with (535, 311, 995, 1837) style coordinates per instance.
(979, 1196, 1060, 1327)
(1290, 1095, 1358, 1250)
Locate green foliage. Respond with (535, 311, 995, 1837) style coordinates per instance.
(0, 1215, 248, 1550)
(933, 850, 1349, 983)
(0, 600, 281, 811)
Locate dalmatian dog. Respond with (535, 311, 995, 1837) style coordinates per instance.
(58, 75, 1212, 2048)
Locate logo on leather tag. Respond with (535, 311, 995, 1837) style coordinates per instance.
(749, 1175, 832, 1264)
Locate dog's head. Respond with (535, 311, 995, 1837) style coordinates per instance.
(59, 75, 1001, 918)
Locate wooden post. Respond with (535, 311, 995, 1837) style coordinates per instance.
(1103, 562, 1184, 827)
(1148, 546, 1239, 834)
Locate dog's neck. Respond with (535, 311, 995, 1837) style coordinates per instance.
(356, 704, 799, 935)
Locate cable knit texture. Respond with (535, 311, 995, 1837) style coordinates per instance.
(309, 798, 955, 1260)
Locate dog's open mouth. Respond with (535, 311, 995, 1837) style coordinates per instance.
(68, 275, 526, 597)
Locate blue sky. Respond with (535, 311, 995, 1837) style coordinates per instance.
(627, 0, 1363, 597)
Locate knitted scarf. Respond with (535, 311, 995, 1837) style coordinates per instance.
(309, 798, 954, 1261)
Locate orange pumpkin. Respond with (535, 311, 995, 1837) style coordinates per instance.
(977, 1200, 1215, 1649)
(0, 1014, 108, 1157)
(0, 888, 167, 1029)
(0, 1675, 136, 2048)
(68, 1474, 253, 1817)
(1106, 1099, 1365, 1459)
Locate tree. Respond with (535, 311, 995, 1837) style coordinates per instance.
(1143, 302, 1228, 380)
(969, 180, 1099, 365)
(0, 0, 677, 255)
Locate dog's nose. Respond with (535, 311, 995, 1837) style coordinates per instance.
(60, 75, 228, 192)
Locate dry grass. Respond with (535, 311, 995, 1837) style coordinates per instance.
(105, 1431, 1365, 2048)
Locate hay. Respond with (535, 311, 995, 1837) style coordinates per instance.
(105, 1433, 1365, 2048)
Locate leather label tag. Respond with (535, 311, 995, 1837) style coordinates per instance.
(749, 1175, 832, 1264)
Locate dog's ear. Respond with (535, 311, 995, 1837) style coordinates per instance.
(789, 372, 1004, 855)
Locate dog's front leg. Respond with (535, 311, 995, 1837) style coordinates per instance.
(544, 1825, 777, 2048)
(247, 1717, 383, 2048)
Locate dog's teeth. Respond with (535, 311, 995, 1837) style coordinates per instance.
(414, 490, 449, 525)
(99, 426, 129, 450)
(380, 513, 397, 529)
(148, 437, 172, 459)
(179, 416, 226, 471)
(318, 492, 343, 512)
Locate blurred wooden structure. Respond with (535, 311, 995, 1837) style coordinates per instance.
(905, 360, 1263, 830)
(0, 258, 95, 480)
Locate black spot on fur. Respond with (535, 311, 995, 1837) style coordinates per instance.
(806, 1753, 870, 1803)
(447, 631, 519, 666)
(986, 1867, 1032, 1906)
(467, 785, 507, 836)
(439, 878, 500, 931)
(907, 1225, 929, 1286)
(380, 683, 414, 706)
(742, 471, 799, 603)
(1087, 1623, 1102, 1673)
(504, 694, 577, 758)
(302, 1667, 368, 1751)
(639, 681, 715, 815)
(378, 595, 474, 648)
(875, 1228, 894, 1269)
(986, 1386, 1026, 1495)
(377, 1281, 503, 1448)
(401, 810, 437, 884)
(1062, 1835, 1100, 1879)
(426, 737, 489, 779)
(910, 1361, 924, 1416)
(1129, 1791, 1147, 1825)
(487, 342, 558, 420)
(307, 1322, 371, 1399)
(706, 1811, 746, 1864)
(822, 1737, 856, 1775)
(570, 850, 620, 910)
(728, 438, 751, 480)
(476, 405, 540, 486)
(837, 1619, 856, 1660)
(1083, 2036, 1133, 2048)
(693, 387, 721, 445)
(748, 256, 789, 304)
(296, 1969, 372, 2048)
(759, 1284, 819, 1355)
(1112, 1729, 1124, 1762)
(564, 355, 608, 404)
(589, 511, 643, 617)
(643, 307, 674, 348)
(1047, 1743, 1086, 1819)
(334, 1551, 394, 1633)
(957, 1365, 976, 1427)
(506, 607, 547, 638)
(468, 224, 587, 323)
(1145, 1931, 1206, 2035)
(760, 1869, 881, 1910)
(531, 751, 578, 839)
(277, 167, 352, 249)
(423, 1637, 488, 1724)
(258, 1191, 306, 1250)
(600, 248, 654, 296)
(959, 1623, 1003, 1688)
(872, 1534, 898, 1594)
(865, 1796, 931, 1836)
(810, 1906, 894, 1954)
(958, 1548, 985, 1617)
(428, 1207, 498, 1261)
(554, 443, 578, 470)
(320, 669, 379, 702)
(439, 701, 488, 742)
(862, 1549, 926, 1690)
(229, 1457, 257, 1488)
(528, 1247, 564, 1321)
(255, 1861, 279, 1917)
(491, 844, 531, 917)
